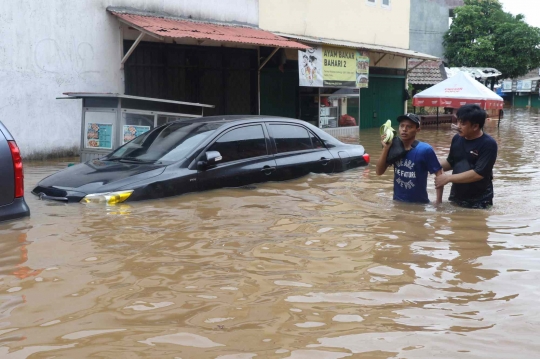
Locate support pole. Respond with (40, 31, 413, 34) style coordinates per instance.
(258, 47, 280, 71)
(121, 32, 145, 69)
(437, 107, 439, 128)
(258, 47, 261, 115)
(498, 108, 502, 128)
(375, 53, 387, 66)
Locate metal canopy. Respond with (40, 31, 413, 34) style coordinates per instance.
(59, 93, 215, 108)
(273, 32, 439, 61)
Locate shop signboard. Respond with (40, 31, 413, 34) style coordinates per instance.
(123, 125, 151, 144)
(502, 80, 513, 92)
(86, 123, 113, 149)
(298, 46, 369, 88)
(516, 80, 532, 92)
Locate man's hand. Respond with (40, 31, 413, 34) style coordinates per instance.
(436, 170, 483, 187)
(380, 135, 391, 148)
(376, 135, 392, 176)
(435, 173, 451, 188)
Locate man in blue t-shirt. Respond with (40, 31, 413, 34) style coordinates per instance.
(376, 114, 443, 204)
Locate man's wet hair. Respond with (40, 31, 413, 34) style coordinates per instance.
(456, 104, 487, 129)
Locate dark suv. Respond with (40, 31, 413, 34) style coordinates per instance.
(0, 121, 30, 222)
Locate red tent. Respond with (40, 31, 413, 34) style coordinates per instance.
(413, 71, 504, 110)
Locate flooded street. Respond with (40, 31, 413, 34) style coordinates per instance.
(1, 109, 540, 358)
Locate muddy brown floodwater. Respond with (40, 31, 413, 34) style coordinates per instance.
(0, 109, 539, 358)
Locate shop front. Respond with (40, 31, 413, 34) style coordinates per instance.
(260, 33, 438, 133)
(297, 45, 368, 135)
(502, 79, 540, 108)
(259, 45, 369, 136)
(104, 8, 439, 137)
(359, 69, 408, 130)
(107, 7, 309, 119)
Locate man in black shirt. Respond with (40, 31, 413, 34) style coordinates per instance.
(435, 104, 498, 209)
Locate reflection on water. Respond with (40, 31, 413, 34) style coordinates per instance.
(0, 109, 539, 358)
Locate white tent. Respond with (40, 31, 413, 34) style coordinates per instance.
(413, 71, 504, 110)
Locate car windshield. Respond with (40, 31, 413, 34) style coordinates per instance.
(108, 122, 223, 163)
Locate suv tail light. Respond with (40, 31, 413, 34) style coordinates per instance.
(8, 141, 24, 198)
(362, 153, 370, 164)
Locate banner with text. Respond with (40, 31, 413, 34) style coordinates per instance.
(298, 46, 369, 88)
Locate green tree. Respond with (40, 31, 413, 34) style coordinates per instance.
(444, 0, 540, 79)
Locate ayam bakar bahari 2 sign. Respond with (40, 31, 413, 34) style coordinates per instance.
(298, 46, 369, 88)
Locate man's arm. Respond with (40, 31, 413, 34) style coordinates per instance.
(440, 159, 452, 172)
(435, 170, 483, 188)
(376, 136, 392, 176)
(423, 145, 445, 204)
(435, 169, 444, 204)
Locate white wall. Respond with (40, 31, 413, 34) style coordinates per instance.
(259, 0, 411, 49)
(0, 0, 258, 158)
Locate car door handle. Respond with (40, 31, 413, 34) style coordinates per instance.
(261, 165, 276, 175)
(319, 157, 331, 165)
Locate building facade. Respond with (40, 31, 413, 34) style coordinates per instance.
(2, 0, 436, 158)
(501, 69, 540, 109)
(258, 0, 436, 133)
(1, 0, 259, 158)
(409, 0, 463, 59)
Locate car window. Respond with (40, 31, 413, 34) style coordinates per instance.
(271, 124, 313, 153)
(310, 132, 325, 149)
(207, 125, 267, 164)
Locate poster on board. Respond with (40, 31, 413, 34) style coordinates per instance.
(502, 80, 513, 92)
(86, 123, 113, 149)
(298, 46, 369, 88)
(299, 47, 324, 87)
(123, 125, 151, 144)
(517, 80, 532, 92)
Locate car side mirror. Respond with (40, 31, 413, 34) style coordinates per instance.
(198, 151, 222, 170)
(205, 151, 222, 165)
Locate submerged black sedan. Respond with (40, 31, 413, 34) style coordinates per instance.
(33, 116, 369, 204)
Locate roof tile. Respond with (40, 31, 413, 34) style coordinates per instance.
(408, 60, 446, 85)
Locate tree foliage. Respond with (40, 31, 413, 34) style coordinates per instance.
(444, 0, 540, 79)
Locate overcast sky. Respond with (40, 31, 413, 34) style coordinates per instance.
(499, 0, 540, 28)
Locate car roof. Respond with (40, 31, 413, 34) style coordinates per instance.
(168, 115, 343, 145)
(175, 115, 304, 125)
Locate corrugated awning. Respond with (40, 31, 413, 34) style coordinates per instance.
(108, 9, 310, 50)
(273, 32, 439, 61)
